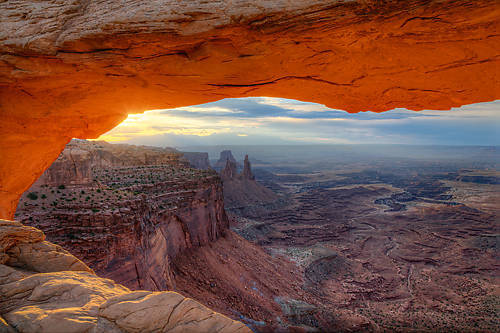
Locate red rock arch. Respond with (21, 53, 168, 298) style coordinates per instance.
(1, 0, 499, 218)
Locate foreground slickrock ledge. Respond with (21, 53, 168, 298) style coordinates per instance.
(1, 0, 499, 219)
(0, 220, 250, 333)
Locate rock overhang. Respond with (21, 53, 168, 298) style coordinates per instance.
(0, 0, 499, 219)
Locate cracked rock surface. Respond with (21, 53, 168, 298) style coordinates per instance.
(0, 219, 250, 333)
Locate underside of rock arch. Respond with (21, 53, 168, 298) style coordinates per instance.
(1, 0, 499, 219)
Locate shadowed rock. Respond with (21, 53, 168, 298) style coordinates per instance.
(221, 159, 238, 180)
(242, 155, 255, 181)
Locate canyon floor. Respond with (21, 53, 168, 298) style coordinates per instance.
(233, 170, 499, 331)
(182, 146, 500, 331)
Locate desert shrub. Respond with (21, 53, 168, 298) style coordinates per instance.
(27, 192, 38, 200)
(41, 194, 47, 199)
(58, 184, 65, 189)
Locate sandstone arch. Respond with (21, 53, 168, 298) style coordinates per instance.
(1, 0, 499, 219)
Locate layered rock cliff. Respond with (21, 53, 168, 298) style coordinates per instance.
(16, 140, 229, 292)
(1, 0, 499, 219)
(0, 220, 249, 333)
(32, 139, 187, 187)
(181, 152, 211, 170)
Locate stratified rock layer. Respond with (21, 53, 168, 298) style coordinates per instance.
(181, 152, 212, 170)
(0, 220, 250, 333)
(32, 140, 186, 187)
(1, 0, 499, 218)
(16, 140, 229, 292)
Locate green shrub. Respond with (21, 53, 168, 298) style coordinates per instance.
(41, 194, 47, 199)
(58, 185, 65, 189)
(27, 192, 38, 200)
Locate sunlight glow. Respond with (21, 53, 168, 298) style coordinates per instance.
(94, 98, 500, 146)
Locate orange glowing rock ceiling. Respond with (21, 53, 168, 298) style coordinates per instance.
(0, 0, 499, 219)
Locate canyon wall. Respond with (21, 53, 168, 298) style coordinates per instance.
(16, 140, 229, 292)
(20, 179, 228, 291)
(32, 140, 187, 187)
(182, 152, 212, 170)
(1, 0, 499, 218)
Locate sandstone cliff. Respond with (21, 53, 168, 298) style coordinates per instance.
(16, 140, 229, 292)
(181, 152, 211, 170)
(0, 220, 249, 333)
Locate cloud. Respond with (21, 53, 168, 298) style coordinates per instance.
(94, 98, 500, 146)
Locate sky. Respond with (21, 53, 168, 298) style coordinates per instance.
(95, 97, 500, 147)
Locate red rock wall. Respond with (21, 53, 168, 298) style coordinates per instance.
(20, 178, 228, 291)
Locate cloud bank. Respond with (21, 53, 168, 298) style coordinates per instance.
(95, 98, 500, 146)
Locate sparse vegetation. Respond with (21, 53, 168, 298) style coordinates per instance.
(27, 192, 38, 200)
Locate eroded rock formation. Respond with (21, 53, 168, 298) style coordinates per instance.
(0, 220, 250, 333)
(16, 140, 228, 292)
(220, 154, 279, 216)
(215, 150, 240, 171)
(242, 155, 255, 181)
(1, 0, 499, 218)
(221, 159, 239, 180)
